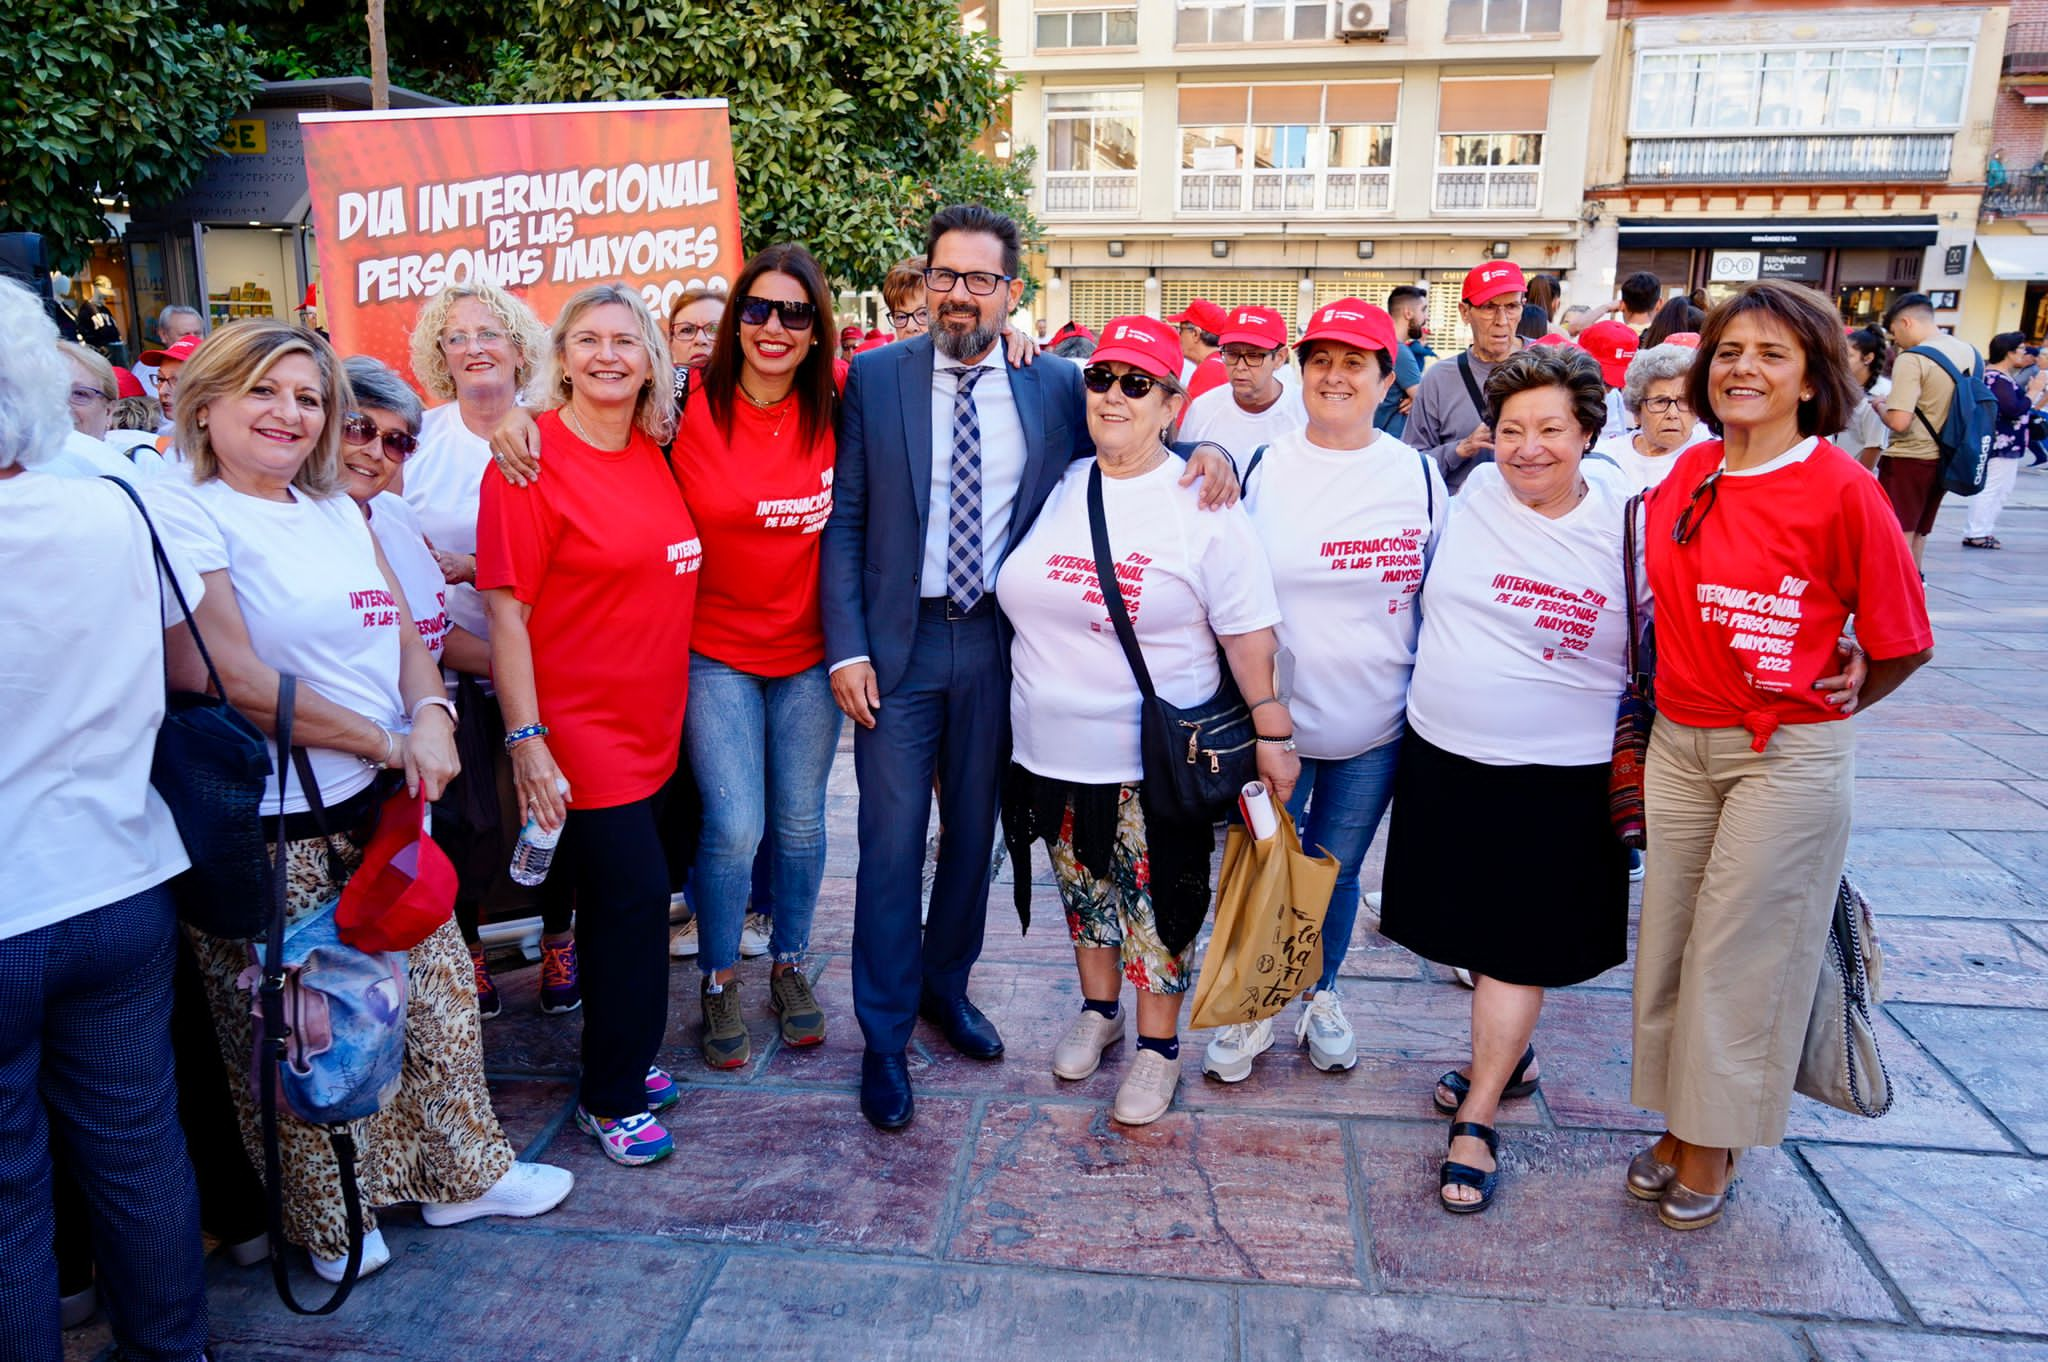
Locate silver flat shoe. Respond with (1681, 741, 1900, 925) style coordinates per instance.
(1658, 1152, 1739, 1230)
(1626, 1145, 1676, 1201)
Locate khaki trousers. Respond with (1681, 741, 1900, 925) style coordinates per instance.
(1630, 716, 1854, 1148)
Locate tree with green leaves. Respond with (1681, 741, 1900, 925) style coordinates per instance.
(0, 0, 262, 270)
(515, 0, 1038, 291)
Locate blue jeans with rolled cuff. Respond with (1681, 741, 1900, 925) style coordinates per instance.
(1284, 735, 1403, 992)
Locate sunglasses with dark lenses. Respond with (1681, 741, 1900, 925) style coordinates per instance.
(737, 296, 817, 330)
(1082, 366, 1164, 400)
(342, 412, 419, 461)
(1671, 468, 1721, 545)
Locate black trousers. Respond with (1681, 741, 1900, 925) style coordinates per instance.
(556, 798, 671, 1118)
(439, 683, 571, 944)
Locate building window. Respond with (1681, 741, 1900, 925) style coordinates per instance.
(1633, 46, 1970, 134)
(1434, 78, 1548, 212)
(1446, 0, 1562, 38)
(1176, 0, 1329, 46)
(1044, 90, 1140, 215)
(1178, 82, 1397, 214)
(1034, 5, 1138, 50)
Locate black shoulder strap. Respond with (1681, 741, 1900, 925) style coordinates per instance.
(1456, 352, 1487, 417)
(1417, 447, 1435, 526)
(100, 475, 227, 698)
(1242, 443, 1268, 496)
(1621, 493, 1645, 685)
(1086, 462, 1159, 704)
(1907, 343, 1965, 445)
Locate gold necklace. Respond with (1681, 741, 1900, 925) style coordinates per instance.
(562, 403, 626, 451)
(738, 378, 795, 437)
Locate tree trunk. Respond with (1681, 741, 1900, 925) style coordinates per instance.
(367, 0, 390, 109)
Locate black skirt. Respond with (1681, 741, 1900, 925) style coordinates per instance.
(1378, 729, 1628, 989)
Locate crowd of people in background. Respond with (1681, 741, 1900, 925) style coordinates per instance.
(10, 198, 1988, 1359)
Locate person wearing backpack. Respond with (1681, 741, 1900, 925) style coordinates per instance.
(1879, 294, 1985, 569)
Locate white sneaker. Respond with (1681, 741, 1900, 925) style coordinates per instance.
(669, 919, 699, 958)
(669, 890, 692, 923)
(1628, 849, 1647, 883)
(1363, 890, 1383, 916)
(1202, 1017, 1275, 1083)
(309, 1227, 390, 1284)
(1452, 967, 1475, 989)
(420, 1161, 574, 1227)
(738, 912, 772, 959)
(1295, 989, 1357, 1072)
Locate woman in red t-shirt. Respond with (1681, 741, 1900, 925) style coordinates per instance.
(1629, 282, 1933, 1230)
(477, 284, 700, 1169)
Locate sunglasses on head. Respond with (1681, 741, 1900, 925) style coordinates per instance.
(341, 412, 418, 460)
(737, 296, 817, 330)
(1082, 366, 1165, 399)
(1671, 468, 1721, 545)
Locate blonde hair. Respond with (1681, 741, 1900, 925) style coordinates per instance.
(541, 284, 677, 446)
(407, 282, 548, 402)
(175, 322, 351, 496)
(58, 340, 116, 399)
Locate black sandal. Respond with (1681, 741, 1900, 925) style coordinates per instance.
(1439, 1121, 1500, 1215)
(1434, 1044, 1538, 1116)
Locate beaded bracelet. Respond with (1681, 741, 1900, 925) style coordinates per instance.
(504, 723, 550, 752)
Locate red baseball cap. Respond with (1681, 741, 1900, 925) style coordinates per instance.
(1462, 261, 1527, 307)
(139, 333, 203, 368)
(1534, 332, 1571, 348)
(112, 366, 146, 399)
(1166, 298, 1230, 335)
(1297, 298, 1399, 357)
(1051, 320, 1096, 345)
(1217, 305, 1287, 351)
(839, 325, 863, 344)
(1090, 315, 1184, 380)
(1663, 332, 1702, 349)
(1577, 319, 1640, 388)
(855, 334, 893, 354)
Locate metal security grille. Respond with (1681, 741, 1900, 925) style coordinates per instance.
(1161, 277, 1301, 330)
(1313, 279, 1398, 310)
(1066, 279, 1148, 329)
(1427, 286, 1471, 352)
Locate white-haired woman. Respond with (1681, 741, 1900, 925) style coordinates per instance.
(1591, 342, 1709, 491)
(0, 279, 213, 1361)
(143, 320, 570, 1284)
(476, 284, 701, 1167)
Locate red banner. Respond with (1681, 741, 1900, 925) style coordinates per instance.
(300, 101, 744, 389)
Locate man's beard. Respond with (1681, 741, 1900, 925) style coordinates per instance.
(934, 305, 1001, 362)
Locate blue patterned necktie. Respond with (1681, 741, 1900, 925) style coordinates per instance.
(945, 366, 990, 612)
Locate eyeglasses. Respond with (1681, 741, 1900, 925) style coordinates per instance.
(1220, 345, 1275, 367)
(737, 296, 817, 330)
(341, 412, 419, 460)
(1671, 469, 1721, 545)
(887, 307, 930, 329)
(670, 323, 717, 342)
(1082, 366, 1165, 400)
(922, 268, 1010, 297)
(1641, 396, 1692, 415)
(440, 329, 507, 351)
(69, 384, 110, 407)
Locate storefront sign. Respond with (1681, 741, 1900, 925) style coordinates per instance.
(157, 111, 308, 222)
(219, 120, 268, 155)
(1945, 245, 1968, 276)
(1759, 252, 1824, 281)
(1710, 251, 1759, 283)
(300, 101, 743, 386)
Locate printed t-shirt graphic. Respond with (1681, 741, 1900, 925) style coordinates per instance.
(368, 492, 451, 660)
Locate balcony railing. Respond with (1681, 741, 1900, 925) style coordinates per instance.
(1626, 133, 1953, 183)
(1178, 168, 1393, 214)
(1043, 173, 1139, 214)
(1432, 167, 1541, 212)
(1985, 168, 2048, 218)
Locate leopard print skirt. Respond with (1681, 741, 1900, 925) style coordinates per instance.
(189, 829, 515, 1259)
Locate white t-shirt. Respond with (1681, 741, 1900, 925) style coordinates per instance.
(1601, 389, 1631, 442)
(1833, 375, 1891, 461)
(145, 477, 404, 813)
(1591, 422, 1711, 492)
(399, 402, 492, 639)
(1243, 429, 1448, 760)
(1406, 460, 1643, 767)
(367, 492, 451, 661)
(0, 472, 199, 939)
(100, 428, 173, 481)
(1177, 383, 1308, 467)
(997, 455, 1282, 784)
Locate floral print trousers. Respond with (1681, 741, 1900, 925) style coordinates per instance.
(1048, 785, 1193, 995)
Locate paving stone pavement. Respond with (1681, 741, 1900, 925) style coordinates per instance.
(69, 485, 2048, 1360)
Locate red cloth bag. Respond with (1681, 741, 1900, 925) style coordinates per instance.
(336, 787, 457, 951)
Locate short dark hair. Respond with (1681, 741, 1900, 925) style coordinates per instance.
(1049, 335, 1096, 361)
(1621, 271, 1661, 314)
(1882, 292, 1934, 329)
(1687, 281, 1863, 440)
(701, 242, 837, 452)
(926, 203, 1021, 279)
(1387, 285, 1428, 312)
(1482, 345, 1607, 441)
(1991, 330, 2030, 364)
(1182, 325, 1220, 348)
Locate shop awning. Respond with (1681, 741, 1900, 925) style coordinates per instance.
(2017, 84, 2048, 104)
(1976, 236, 2048, 280)
(1616, 216, 1939, 249)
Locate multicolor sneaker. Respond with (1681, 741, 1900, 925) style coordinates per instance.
(539, 937, 581, 1015)
(469, 942, 501, 1020)
(574, 1106, 674, 1166)
(644, 1065, 682, 1112)
(739, 912, 772, 959)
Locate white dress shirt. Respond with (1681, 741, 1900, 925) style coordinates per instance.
(925, 343, 1029, 598)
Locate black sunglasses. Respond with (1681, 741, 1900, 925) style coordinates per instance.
(737, 296, 817, 330)
(342, 412, 417, 460)
(1671, 469, 1721, 545)
(1082, 366, 1165, 400)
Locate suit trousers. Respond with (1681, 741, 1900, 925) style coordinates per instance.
(851, 608, 1009, 1054)
(1631, 716, 1855, 1148)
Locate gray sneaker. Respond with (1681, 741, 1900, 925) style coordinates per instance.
(770, 968, 826, 1048)
(700, 978, 750, 1070)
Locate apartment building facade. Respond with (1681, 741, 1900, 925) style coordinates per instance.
(1977, 0, 2048, 337)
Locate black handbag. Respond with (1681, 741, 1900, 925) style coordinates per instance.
(103, 477, 274, 938)
(1085, 461, 1255, 822)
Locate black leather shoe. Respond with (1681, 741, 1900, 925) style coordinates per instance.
(860, 1049, 914, 1130)
(919, 992, 1005, 1060)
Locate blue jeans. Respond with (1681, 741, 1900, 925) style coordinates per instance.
(684, 655, 842, 973)
(0, 883, 208, 1362)
(1286, 736, 1402, 991)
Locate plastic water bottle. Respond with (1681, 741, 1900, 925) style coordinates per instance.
(508, 779, 570, 887)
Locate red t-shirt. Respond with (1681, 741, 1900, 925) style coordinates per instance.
(1644, 437, 1933, 750)
(669, 394, 834, 675)
(475, 411, 701, 807)
(1187, 355, 1228, 401)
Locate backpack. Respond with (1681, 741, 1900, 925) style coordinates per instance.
(1906, 343, 1995, 497)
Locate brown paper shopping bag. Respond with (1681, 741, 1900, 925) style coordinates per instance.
(1188, 802, 1340, 1031)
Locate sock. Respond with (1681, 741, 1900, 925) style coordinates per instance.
(1136, 1034, 1179, 1060)
(1082, 998, 1120, 1020)
(704, 979, 724, 995)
